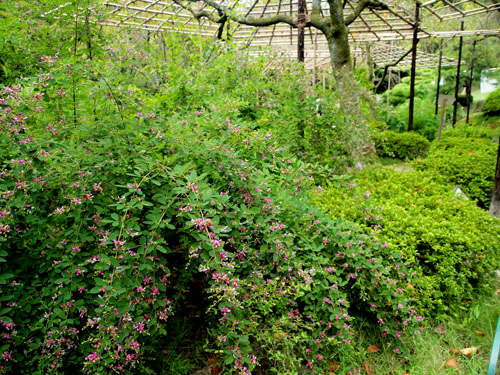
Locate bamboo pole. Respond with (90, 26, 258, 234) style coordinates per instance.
(438, 98, 447, 142)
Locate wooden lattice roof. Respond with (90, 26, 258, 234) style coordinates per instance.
(48, 1, 500, 69)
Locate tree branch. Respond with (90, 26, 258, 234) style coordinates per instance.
(173, 0, 223, 23)
(344, 0, 389, 26)
(177, 0, 294, 27)
(374, 47, 412, 91)
(312, 0, 322, 16)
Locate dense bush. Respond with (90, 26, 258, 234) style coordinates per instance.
(0, 26, 417, 375)
(373, 130, 430, 160)
(378, 98, 441, 140)
(440, 123, 497, 140)
(312, 168, 500, 316)
(482, 87, 500, 116)
(414, 136, 497, 207)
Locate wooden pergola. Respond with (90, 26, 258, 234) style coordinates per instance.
(99, 1, 499, 59)
(47, 0, 500, 128)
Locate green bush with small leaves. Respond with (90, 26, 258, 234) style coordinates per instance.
(373, 130, 430, 160)
(413, 136, 497, 207)
(482, 87, 500, 116)
(312, 168, 500, 317)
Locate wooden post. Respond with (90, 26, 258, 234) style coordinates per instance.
(466, 40, 476, 124)
(297, 0, 306, 62)
(452, 21, 465, 126)
(438, 98, 447, 142)
(434, 39, 443, 115)
(408, 1, 420, 132)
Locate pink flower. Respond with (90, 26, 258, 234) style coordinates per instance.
(85, 352, 100, 362)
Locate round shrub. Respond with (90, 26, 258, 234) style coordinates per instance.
(373, 130, 430, 160)
(482, 87, 500, 116)
(312, 168, 500, 317)
(414, 136, 497, 207)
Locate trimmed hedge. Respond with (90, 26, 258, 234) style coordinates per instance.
(413, 136, 497, 207)
(483, 87, 500, 116)
(312, 167, 500, 317)
(373, 130, 430, 160)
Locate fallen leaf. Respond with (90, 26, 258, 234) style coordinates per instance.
(363, 363, 371, 374)
(449, 348, 460, 355)
(459, 346, 478, 357)
(434, 323, 446, 334)
(272, 332, 287, 340)
(328, 360, 340, 370)
(210, 365, 221, 375)
(445, 358, 459, 369)
(207, 357, 217, 365)
(476, 330, 485, 336)
(366, 345, 380, 353)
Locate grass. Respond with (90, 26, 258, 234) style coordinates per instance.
(343, 284, 500, 375)
(171, 284, 500, 375)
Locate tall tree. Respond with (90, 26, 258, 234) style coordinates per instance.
(173, 0, 389, 87)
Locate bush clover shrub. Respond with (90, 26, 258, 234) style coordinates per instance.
(0, 27, 418, 375)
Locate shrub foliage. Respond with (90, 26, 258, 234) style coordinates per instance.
(414, 136, 497, 207)
(313, 168, 500, 316)
(373, 130, 430, 160)
(482, 87, 500, 116)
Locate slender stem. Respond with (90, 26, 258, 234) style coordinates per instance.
(73, 3, 79, 127)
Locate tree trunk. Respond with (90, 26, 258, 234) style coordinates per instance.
(325, 26, 352, 93)
(489, 139, 500, 219)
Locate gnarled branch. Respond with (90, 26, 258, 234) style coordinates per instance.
(344, 0, 389, 26)
(374, 46, 412, 91)
(176, 0, 294, 27)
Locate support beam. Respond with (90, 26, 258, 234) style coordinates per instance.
(466, 39, 476, 123)
(435, 39, 443, 115)
(452, 21, 465, 126)
(408, 1, 420, 132)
